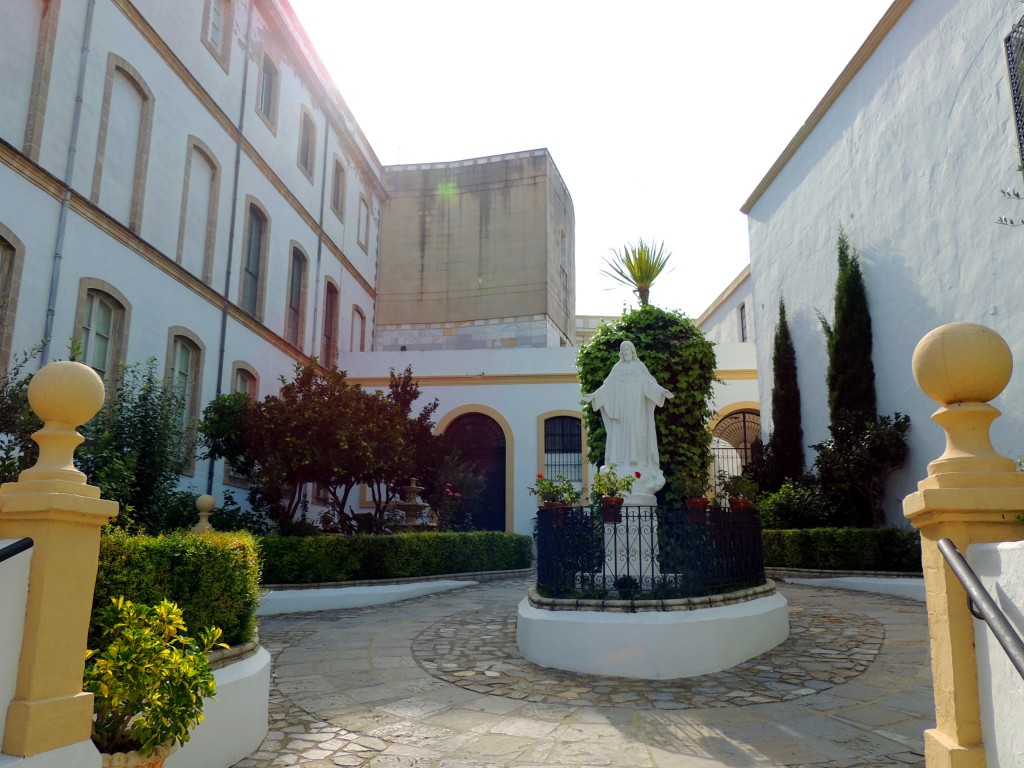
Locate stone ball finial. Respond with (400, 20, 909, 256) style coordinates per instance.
(912, 322, 1012, 406)
(193, 494, 216, 534)
(28, 361, 105, 427)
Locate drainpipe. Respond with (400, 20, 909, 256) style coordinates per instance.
(311, 111, 329, 359)
(40, 0, 96, 366)
(206, 0, 255, 495)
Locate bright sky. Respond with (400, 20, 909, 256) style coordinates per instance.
(288, 1, 894, 319)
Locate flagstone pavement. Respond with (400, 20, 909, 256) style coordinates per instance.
(233, 577, 932, 768)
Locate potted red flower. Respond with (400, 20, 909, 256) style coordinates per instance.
(591, 466, 640, 523)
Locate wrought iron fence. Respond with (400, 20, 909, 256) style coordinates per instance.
(534, 503, 766, 601)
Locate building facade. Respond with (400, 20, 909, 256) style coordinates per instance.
(2, 0, 758, 536)
(743, 0, 1024, 523)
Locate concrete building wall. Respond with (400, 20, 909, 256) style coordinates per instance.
(744, 0, 1024, 523)
(376, 150, 575, 350)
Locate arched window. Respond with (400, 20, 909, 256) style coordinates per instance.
(331, 157, 346, 220)
(357, 197, 370, 251)
(74, 279, 131, 384)
(351, 305, 366, 352)
(256, 52, 278, 129)
(240, 198, 269, 319)
(201, 0, 233, 71)
(177, 137, 220, 284)
(321, 281, 339, 367)
(166, 328, 205, 474)
(285, 246, 307, 348)
(297, 108, 316, 180)
(92, 56, 154, 232)
(226, 360, 257, 487)
(0, 225, 26, 370)
(231, 362, 258, 398)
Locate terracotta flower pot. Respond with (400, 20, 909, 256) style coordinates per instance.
(541, 501, 566, 526)
(101, 742, 178, 768)
(602, 496, 623, 524)
(685, 497, 709, 523)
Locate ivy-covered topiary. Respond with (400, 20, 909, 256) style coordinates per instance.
(576, 305, 717, 508)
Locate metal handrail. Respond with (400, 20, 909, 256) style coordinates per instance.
(0, 537, 32, 565)
(937, 537, 1024, 681)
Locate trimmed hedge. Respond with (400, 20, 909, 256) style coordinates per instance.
(761, 527, 922, 573)
(259, 531, 533, 585)
(93, 529, 261, 647)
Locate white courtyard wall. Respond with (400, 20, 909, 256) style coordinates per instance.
(698, 268, 755, 346)
(344, 346, 758, 536)
(745, 0, 1024, 523)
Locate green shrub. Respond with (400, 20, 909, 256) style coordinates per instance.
(758, 481, 839, 529)
(93, 529, 261, 647)
(259, 531, 533, 585)
(761, 527, 921, 572)
(85, 597, 224, 756)
(577, 305, 717, 508)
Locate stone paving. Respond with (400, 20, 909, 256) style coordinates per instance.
(232, 577, 933, 768)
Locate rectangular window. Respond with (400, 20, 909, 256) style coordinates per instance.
(258, 55, 276, 123)
(298, 111, 315, 178)
(242, 207, 264, 316)
(331, 159, 345, 219)
(739, 303, 748, 342)
(357, 197, 370, 251)
(286, 249, 304, 346)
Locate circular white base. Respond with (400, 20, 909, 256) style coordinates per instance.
(516, 592, 790, 680)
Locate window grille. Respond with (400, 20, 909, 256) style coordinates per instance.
(544, 416, 582, 482)
(1005, 17, 1024, 167)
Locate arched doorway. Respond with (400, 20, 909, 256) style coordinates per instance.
(711, 409, 761, 491)
(442, 412, 507, 531)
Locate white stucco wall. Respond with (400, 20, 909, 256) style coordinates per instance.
(698, 269, 755, 346)
(0, 541, 31, 749)
(165, 648, 271, 768)
(745, 0, 1024, 522)
(346, 345, 760, 535)
(966, 540, 1024, 768)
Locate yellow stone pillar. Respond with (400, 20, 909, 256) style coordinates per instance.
(0, 361, 118, 757)
(904, 322, 1024, 768)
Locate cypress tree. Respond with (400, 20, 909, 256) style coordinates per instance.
(820, 229, 876, 426)
(768, 299, 804, 485)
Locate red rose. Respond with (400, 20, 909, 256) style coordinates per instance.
(537, 474, 544, 479)
(635, 471, 642, 478)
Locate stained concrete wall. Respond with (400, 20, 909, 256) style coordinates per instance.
(377, 150, 575, 349)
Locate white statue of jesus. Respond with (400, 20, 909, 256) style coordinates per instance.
(583, 340, 674, 500)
